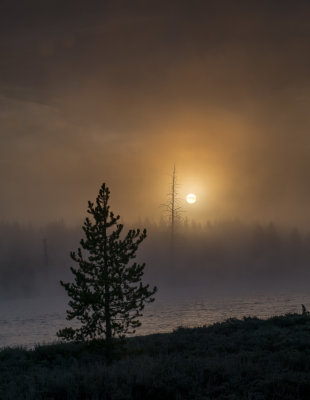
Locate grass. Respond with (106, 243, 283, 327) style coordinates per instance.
(1, 313, 310, 399)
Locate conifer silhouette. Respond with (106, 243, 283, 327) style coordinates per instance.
(57, 183, 157, 353)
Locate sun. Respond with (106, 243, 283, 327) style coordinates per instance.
(186, 193, 197, 204)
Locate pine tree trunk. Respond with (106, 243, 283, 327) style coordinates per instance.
(103, 209, 112, 361)
(105, 283, 112, 351)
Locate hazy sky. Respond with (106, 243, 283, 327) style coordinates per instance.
(1, 0, 310, 226)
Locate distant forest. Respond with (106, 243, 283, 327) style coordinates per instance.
(1, 219, 310, 298)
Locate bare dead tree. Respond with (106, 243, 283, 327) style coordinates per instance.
(161, 165, 182, 263)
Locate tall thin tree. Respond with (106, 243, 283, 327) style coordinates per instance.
(162, 165, 182, 263)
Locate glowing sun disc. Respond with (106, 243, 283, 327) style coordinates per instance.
(186, 193, 197, 204)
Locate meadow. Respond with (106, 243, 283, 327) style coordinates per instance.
(1, 312, 310, 399)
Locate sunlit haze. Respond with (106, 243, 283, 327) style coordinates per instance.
(1, 0, 310, 229)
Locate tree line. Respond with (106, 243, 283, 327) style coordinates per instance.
(1, 210, 310, 298)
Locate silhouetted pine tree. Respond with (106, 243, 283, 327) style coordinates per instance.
(57, 183, 157, 353)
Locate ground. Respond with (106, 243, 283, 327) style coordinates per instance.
(1, 313, 310, 399)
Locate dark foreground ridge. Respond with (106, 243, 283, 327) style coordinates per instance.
(1, 313, 310, 399)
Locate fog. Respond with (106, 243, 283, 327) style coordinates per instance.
(1, 219, 310, 300)
(1, 1, 310, 300)
(1, 1, 310, 227)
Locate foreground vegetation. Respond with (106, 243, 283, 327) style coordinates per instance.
(1, 313, 310, 399)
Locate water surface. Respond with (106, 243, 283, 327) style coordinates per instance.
(1, 291, 309, 348)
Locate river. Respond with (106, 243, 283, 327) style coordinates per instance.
(1, 290, 309, 348)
